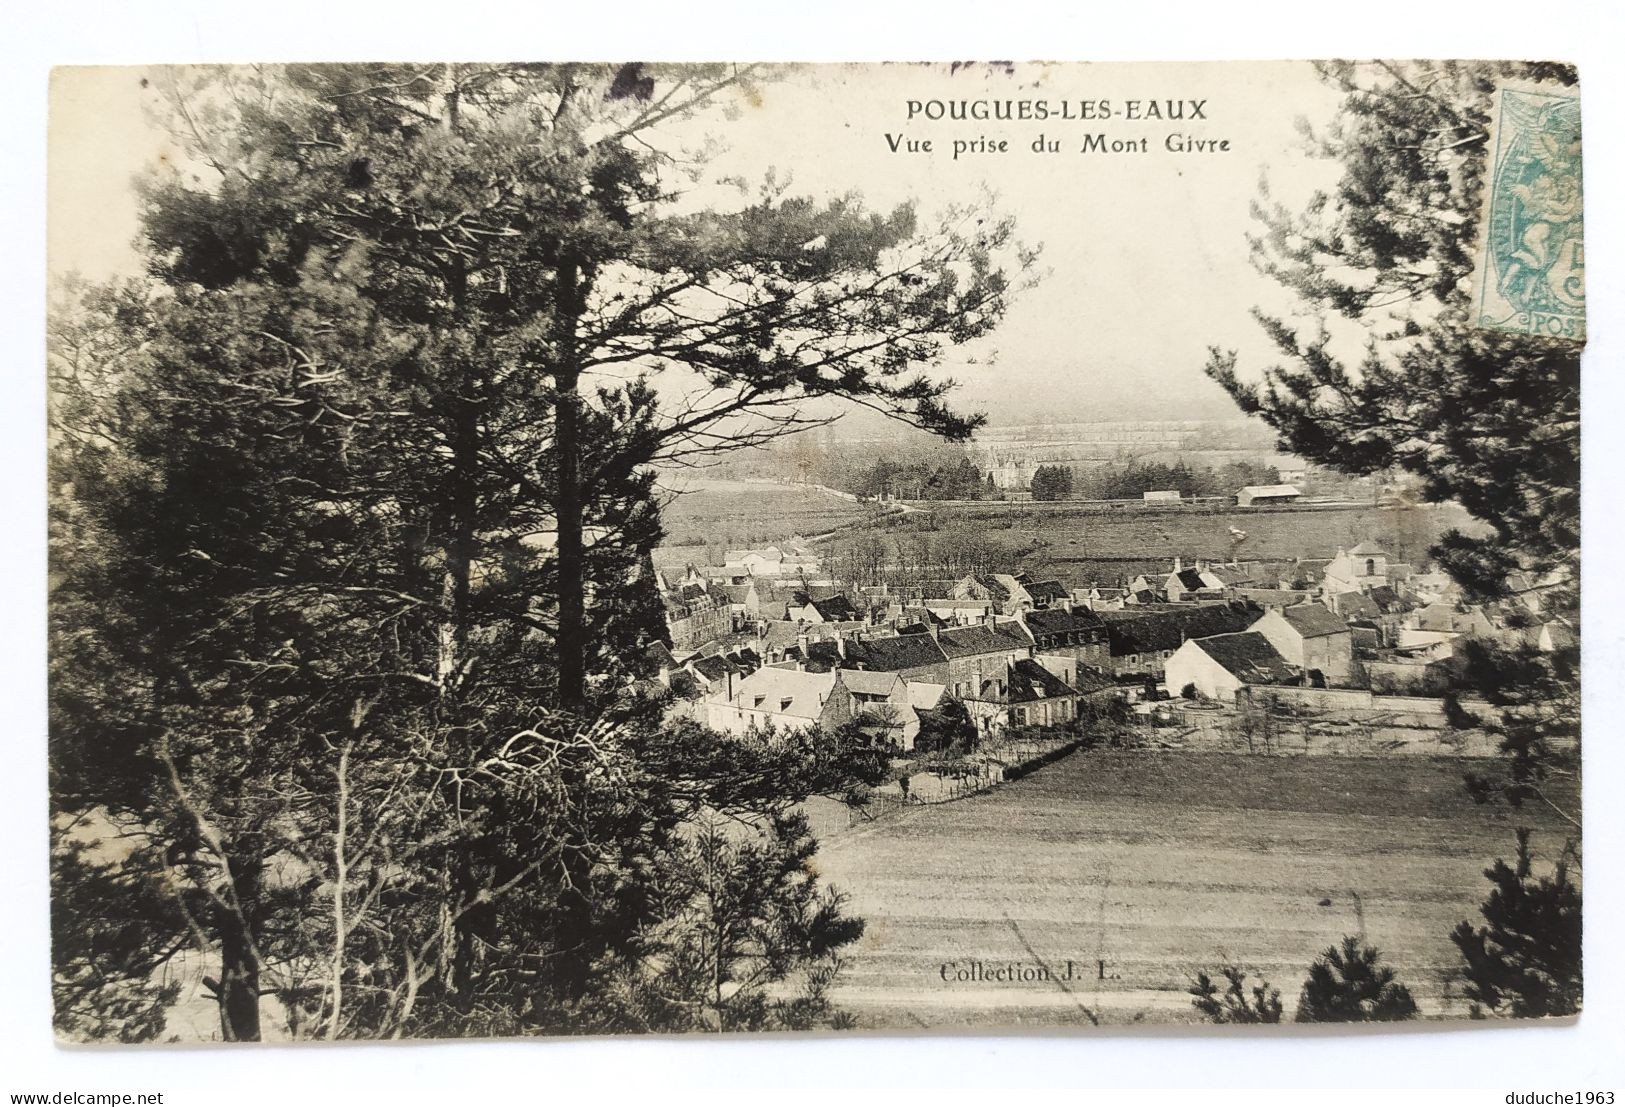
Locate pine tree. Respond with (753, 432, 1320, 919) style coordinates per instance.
(1189, 965, 1284, 1024)
(620, 811, 866, 1032)
(1206, 61, 1579, 600)
(1204, 61, 1583, 1009)
(1451, 830, 1582, 1018)
(50, 63, 1017, 1041)
(1031, 464, 1070, 501)
(1294, 936, 1419, 1022)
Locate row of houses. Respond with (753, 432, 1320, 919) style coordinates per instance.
(656, 536, 1575, 735)
(659, 563, 1078, 652)
(653, 605, 1125, 749)
(664, 593, 1356, 743)
(1145, 543, 1574, 700)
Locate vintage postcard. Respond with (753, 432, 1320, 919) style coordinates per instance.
(47, 60, 1581, 1043)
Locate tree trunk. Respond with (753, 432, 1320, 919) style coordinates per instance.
(216, 860, 263, 1042)
(553, 252, 587, 713)
(548, 251, 599, 1001)
(441, 265, 476, 689)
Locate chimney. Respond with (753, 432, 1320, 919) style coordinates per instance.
(927, 621, 940, 641)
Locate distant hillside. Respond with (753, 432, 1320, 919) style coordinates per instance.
(652, 478, 883, 563)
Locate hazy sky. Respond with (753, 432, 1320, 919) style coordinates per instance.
(48, 61, 1348, 423)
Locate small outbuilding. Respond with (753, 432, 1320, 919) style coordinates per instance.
(1236, 484, 1303, 507)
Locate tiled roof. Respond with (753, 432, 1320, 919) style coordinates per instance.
(1025, 579, 1069, 603)
(724, 646, 761, 670)
(644, 641, 678, 671)
(690, 655, 739, 682)
(972, 574, 1011, 601)
(842, 634, 948, 673)
(731, 667, 839, 721)
(1281, 604, 1350, 638)
(990, 659, 1076, 703)
(1172, 568, 1212, 593)
(1191, 632, 1298, 684)
(807, 594, 862, 622)
(1368, 585, 1403, 612)
(1009, 658, 1076, 702)
(1336, 593, 1382, 620)
(841, 670, 904, 697)
(1023, 607, 1106, 641)
(1105, 602, 1261, 656)
(755, 621, 807, 650)
(937, 621, 1034, 659)
(1236, 588, 1313, 606)
(782, 639, 842, 672)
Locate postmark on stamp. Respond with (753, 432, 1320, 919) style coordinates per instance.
(1471, 81, 1584, 342)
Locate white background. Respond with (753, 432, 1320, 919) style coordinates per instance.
(4, 1, 1622, 1098)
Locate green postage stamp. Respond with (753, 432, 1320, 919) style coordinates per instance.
(1472, 81, 1585, 342)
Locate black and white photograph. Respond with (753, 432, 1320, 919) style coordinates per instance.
(10, 5, 1624, 1095)
(41, 56, 1585, 1043)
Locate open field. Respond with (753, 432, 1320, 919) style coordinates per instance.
(652, 478, 884, 563)
(813, 750, 1577, 1028)
(859, 502, 1489, 583)
(647, 475, 1488, 582)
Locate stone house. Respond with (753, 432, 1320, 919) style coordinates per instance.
(1097, 602, 1263, 679)
(840, 631, 952, 685)
(839, 669, 921, 751)
(1020, 606, 1109, 671)
(935, 619, 1037, 701)
(664, 583, 731, 653)
(962, 658, 1082, 734)
(1249, 604, 1355, 686)
(708, 666, 855, 737)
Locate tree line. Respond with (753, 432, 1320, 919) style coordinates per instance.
(48, 63, 1032, 1041)
(1197, 59, 1582, 1022)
